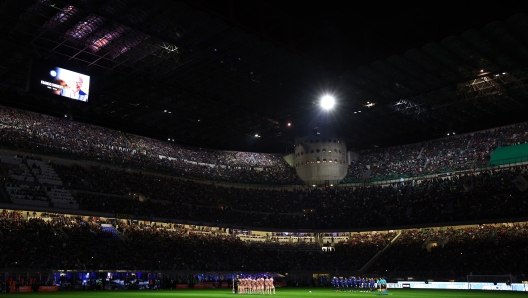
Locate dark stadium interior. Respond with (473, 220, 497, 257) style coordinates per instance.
(1, 0, 528, 152)
(2, 0, 528, 291)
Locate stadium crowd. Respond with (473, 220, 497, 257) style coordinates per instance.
(47, 163, 528, 230)
(3, 105, 528, 188)
(371, 223, 528, 279)
(0, 106, 302, 185)
(1, 105, 528, 284)
(344, 122, 528, 183)
(1, 209, 526, 282)
(0, 210, 393, 272)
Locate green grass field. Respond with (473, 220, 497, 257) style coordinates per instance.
(9, 288, 527, 298)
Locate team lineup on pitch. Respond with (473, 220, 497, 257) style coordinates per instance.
(232, 275, 276, 295)
(229, 275, 390, 296)
(4, 288, 528, 298)
(331, 277, 388, 295)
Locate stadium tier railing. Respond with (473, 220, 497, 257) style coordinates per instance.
(0, 147, 306, 190)
(3, 143, 528, 191)
(487, 155, 528, 167)
(339, 154, 528, 187)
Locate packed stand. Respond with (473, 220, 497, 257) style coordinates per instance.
(0, 210, 393, 272)
(3, 105, 528, 186)
(370, 223, 528, 279)
(52, 162, 528, 230)
(3, 208, 524, 277)
(343, 123, 528, 183)
(0, 106, 302, 185)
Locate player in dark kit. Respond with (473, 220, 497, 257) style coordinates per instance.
(347, 277, 353, 292)
(361, 277, 367, 292)
(233, 275, 240, 294)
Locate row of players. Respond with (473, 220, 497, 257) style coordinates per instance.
(332, 277, 388, 293)
(233, 275, 276, 295)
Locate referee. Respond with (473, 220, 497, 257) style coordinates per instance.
(233, 275, 240, 294)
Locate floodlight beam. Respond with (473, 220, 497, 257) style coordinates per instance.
(320, 95, 335, 110)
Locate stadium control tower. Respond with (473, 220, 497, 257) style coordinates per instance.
(293, 135, 348, 186)
(293, 95, 348, 186)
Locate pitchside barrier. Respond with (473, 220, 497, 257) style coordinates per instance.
(7, 286, 58, 293)
(387, 281, 527, 292)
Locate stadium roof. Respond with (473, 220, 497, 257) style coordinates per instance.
(0, 0, 527, 152)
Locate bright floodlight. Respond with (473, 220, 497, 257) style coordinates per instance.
(320, 95, 335, 110)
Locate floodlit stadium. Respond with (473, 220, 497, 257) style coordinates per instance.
(0, 0, 528, 296)
(4, 289, 528, 298)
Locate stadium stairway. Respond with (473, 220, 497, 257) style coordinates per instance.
(121, 131, 133, 146)
(422, 234, 450, 251)
(423, 158, 430, 170)
(116, 229, 130, 242)
(101, 224, 129, 242)
(0, 184, 9, 203)
(51, 226, 68, 239)
(417, 146, 425, 159)
(362, 168, 372, 180)
(0, 161, 10, 203)
(23, 159, 43, 187)
(358, 230, 402, 275)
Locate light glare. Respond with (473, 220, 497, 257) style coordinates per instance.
(320, 95, 335, 110)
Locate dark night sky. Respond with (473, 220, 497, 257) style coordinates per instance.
(194, 0, 528, 70)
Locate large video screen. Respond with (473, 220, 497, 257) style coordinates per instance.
(36, 66, 90, 102)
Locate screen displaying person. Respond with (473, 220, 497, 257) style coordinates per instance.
(60, 75, 88, 102)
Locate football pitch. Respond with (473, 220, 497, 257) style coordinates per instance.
(10, 288, 527, 298)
